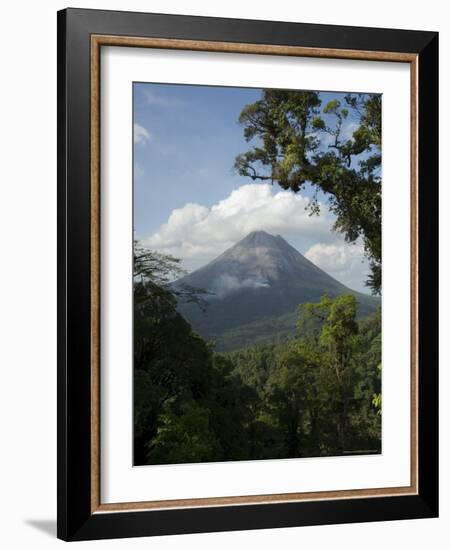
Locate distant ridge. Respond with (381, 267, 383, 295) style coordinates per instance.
(175, 231, 379, 351)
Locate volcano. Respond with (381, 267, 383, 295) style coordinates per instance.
(175, 231, 379, 350)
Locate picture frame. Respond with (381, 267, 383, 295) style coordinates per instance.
(57, 7, 438, 541)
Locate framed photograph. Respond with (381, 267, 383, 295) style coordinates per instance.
(57, 8, 438, 541)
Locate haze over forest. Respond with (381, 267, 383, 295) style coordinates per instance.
(175, 230, 379, 351)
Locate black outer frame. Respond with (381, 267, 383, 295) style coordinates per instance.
(57, 8, 438, 542)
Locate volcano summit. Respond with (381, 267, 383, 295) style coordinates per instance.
(175, 231, 379, 350)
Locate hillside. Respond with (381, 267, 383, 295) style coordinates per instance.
(175, 231, 379, 350)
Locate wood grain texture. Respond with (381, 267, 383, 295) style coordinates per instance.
(89, 34, 419, 513)
(94, 485, 417, 513)
(410, 56, 419, 494)
(90, 35, 101, 514)
(92, 35, 417, 62)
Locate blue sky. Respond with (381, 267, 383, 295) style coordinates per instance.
(134, 84, 261, 236)
(133, 83, 374, 293)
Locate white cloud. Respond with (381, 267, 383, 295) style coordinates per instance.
(340, 120, 359, 142)
(134, 123, 151, 145)
(141, 183, 371, 292)
(305, 242, 369, 292)
(143, 183, 332, 262)
(211, 274, 270, 299)
(307, 120, 358, 149)
(307, 130, 334, 148)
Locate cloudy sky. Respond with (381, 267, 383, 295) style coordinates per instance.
(133, 83, 371, 293)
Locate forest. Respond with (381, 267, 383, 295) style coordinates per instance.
(133, 246, 381, 465)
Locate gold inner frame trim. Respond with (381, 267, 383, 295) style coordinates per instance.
(90, 34, 419, 514)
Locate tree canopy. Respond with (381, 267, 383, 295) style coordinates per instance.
(234, 90, 382, 293)
(133, 247, 382, 464)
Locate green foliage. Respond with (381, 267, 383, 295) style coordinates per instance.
(134, 241, 211, 310)
(219, 297, 381, 459)
(146, 401, 221, 464)
(133, 248, 381, 464)
(234, 91, 382, 293)
(133, 246, 257, 465)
